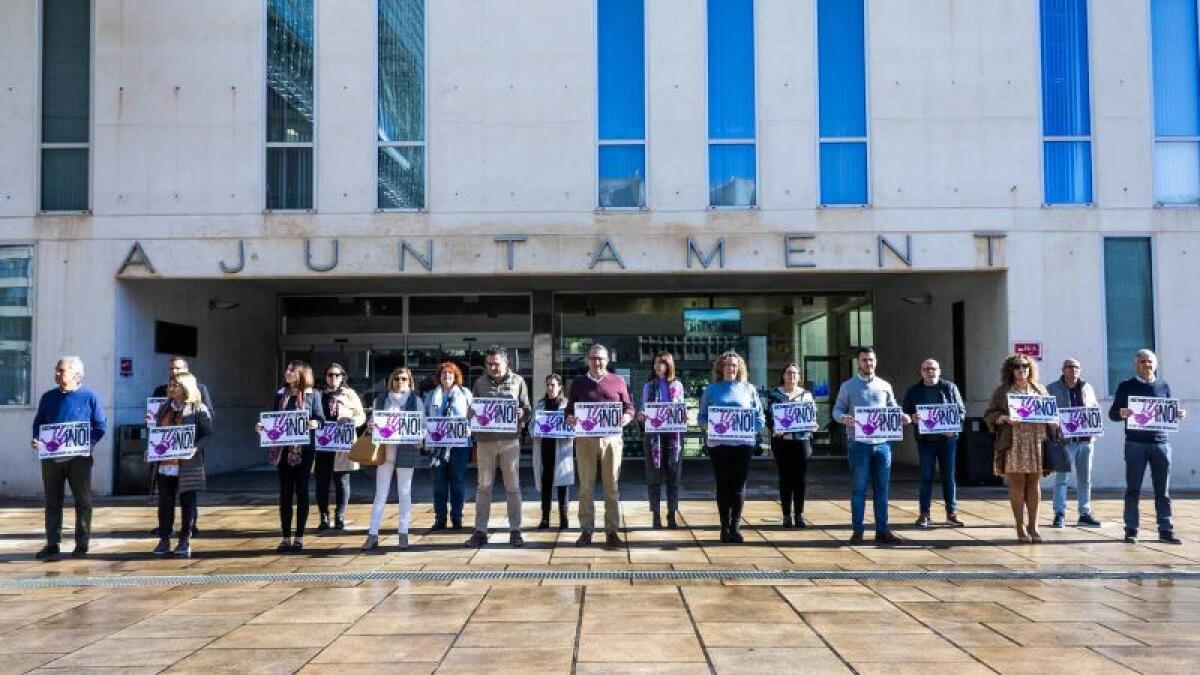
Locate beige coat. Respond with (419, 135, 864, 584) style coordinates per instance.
(325, 387, 367, 472)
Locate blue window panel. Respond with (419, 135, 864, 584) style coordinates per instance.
(267, 0, 315, 143)
(1044, 141, 1092, 204)
(1040, 0, 1091, 137)
(1151, 0, 1200, 136)
(707, 0, 755, 139)
(599, 144, 646, 208)
(267, 146, 314, 210)
(40, 148, 88, 212)
(378, 146, 425, 209)
(817, 0, 866, 139)
(1104, 238, 1155, 393)
(598, 0, 645, 141)
(1153, 141, 1200, 202)
(819, 142, 868, 205)
(709, 144, 756, 207)
(41, 0, 90, 144)
(378, 0, 425, 143)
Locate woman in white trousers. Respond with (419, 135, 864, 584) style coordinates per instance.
(362, 366, 424, 551)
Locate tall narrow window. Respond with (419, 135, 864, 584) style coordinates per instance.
(1040, 0, 1092, 204)
(378, 0, 425, 210)
(1104, 238, 1155, 393)
(266, 0, 315, 211)
(40, 0, 90, 212)
(598, 0, 646, 209)
(707, 0, 756, 208)
(0, 247, 33, 406)
(1151, 0, 1200, 204)
(817, 0, 867, 206)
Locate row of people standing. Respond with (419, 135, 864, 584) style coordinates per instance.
(28, 344, 1188, 560)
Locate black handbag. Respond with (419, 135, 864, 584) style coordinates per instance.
(1043, 438, 1071, 473)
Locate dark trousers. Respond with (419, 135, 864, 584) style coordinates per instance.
(278, 448, 314, 538)
(1124, 441, 1173, 536)
(644, 445, 682, 517)
(540, 444, 569, 516)
(709, 446, 753, 530)
(917, 436, 958, 514)
(156, 474, 196, 540)
(771, 436, 811, 518)
(313, 452, 351, 520)
(432, 446, 471, 524)
(41, 457, 93, 547)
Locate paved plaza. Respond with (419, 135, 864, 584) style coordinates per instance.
(1, 471, 1199, 673)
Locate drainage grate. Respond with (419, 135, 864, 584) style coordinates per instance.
(1, 568, 1199, 589)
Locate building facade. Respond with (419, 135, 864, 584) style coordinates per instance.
(0, 0, 1196, 496)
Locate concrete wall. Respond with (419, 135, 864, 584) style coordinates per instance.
(113, 280, 278, 478)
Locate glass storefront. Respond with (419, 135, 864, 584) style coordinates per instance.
(279, 290, 872, 458)
(282, 294, 532, 405)
(554, 292, 873, 457)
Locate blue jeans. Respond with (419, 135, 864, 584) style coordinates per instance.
(1124, 441, 1173, 536)
(1052, 441, 1093, 517)
(848, 442, 892, 534)
(432, 446, 471, 524)
(917, 437, 957, 515)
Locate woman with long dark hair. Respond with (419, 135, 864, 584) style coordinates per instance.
(638, 352, 684, 529)
(315, 363, 366, 531)
(257, 360, 325, 553)
(765, 363, 814, 528)
(534, 374, 575, 529)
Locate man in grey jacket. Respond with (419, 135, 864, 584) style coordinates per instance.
(465, 345, 531, 549)
(1047, 358, 1101, 528)
(833, 347, 909, 545)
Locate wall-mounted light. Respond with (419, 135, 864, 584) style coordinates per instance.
(208, 300, 241, 311)
(900, 294, 932, 306)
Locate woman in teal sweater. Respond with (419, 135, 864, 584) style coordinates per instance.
(698, 351, 766, 543)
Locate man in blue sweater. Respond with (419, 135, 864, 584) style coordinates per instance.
(1109, 349, 1189, 544)
(833, 347, 910, 545)
(30, 356, 107, 560)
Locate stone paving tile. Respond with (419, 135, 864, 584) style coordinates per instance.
(43, 636, 210, 668)
(1094, 646, 1200, 674)
(707, 647, 852, 674)
(968, 646, 1136, 674)
(984, 621, 1142, 647)
(576, 633, 705, 663)
(164, 647, 321, 674)
(439, 647, 574, 674)
(696, 621, 824, 648)
(207, 623, 349, 649)
(310, 634, 454, 663)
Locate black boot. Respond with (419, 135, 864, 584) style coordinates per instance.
(317, 513, 330, 532)
(538, 510, 550, 529)
(652, 511, 663, 529)
(559, 505, 569, 530)
(666, 511, 678, 529)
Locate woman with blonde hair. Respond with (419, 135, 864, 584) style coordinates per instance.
(984, 355, 1059, 543)
(315, 363, 366, 531)
(363, 366, 424, 551)
(697, 351, 765, 543)
(151, 372, 212, 558)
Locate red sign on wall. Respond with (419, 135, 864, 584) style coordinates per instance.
(1012, 342, 1043, 362)
(119, 357, 133, 378)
